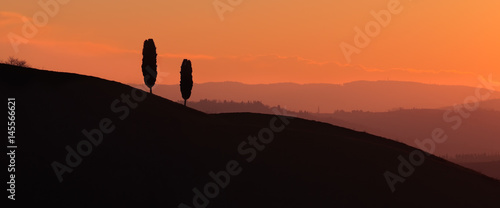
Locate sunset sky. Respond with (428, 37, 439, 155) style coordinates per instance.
(1, 0, 499, 87)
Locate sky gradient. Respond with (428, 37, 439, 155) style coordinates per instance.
(1, 0, 499, 87)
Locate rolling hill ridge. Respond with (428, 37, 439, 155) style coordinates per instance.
(2, 63, 500, 207)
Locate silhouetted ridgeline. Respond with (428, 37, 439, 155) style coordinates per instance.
(2, 64, 500, 207)
(459, 160, 500, 181)
(184, 100, 500, 155)
(184, 99, 500, 181)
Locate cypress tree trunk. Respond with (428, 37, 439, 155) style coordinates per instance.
(184, 99, 186, 106)
(150, 87, 152, 94)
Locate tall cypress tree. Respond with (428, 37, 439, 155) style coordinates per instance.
(180, 59, 193, 106)
(141, 39, 157, 94)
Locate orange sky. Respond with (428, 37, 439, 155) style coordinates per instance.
(1, 0, 499, 87)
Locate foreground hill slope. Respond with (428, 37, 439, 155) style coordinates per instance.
(460, 161, 500, 181)
(318, 109, 500, 155)
(2, 64, 499, 207)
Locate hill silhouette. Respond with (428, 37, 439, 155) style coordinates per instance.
(321, 109, 500, 155)
(178, 100, 500, 156)
(460, 161, 500, 182)
(174, 100, 500, 181)
(2, 63, 500, 207)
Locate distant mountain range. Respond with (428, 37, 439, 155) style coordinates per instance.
(461, 99, 500, 111)
(132, 81, 500, 112)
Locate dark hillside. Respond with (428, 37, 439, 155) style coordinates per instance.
(2, 64, 499, 207)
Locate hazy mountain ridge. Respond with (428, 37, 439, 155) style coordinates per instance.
(135, 81, 500, 113)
